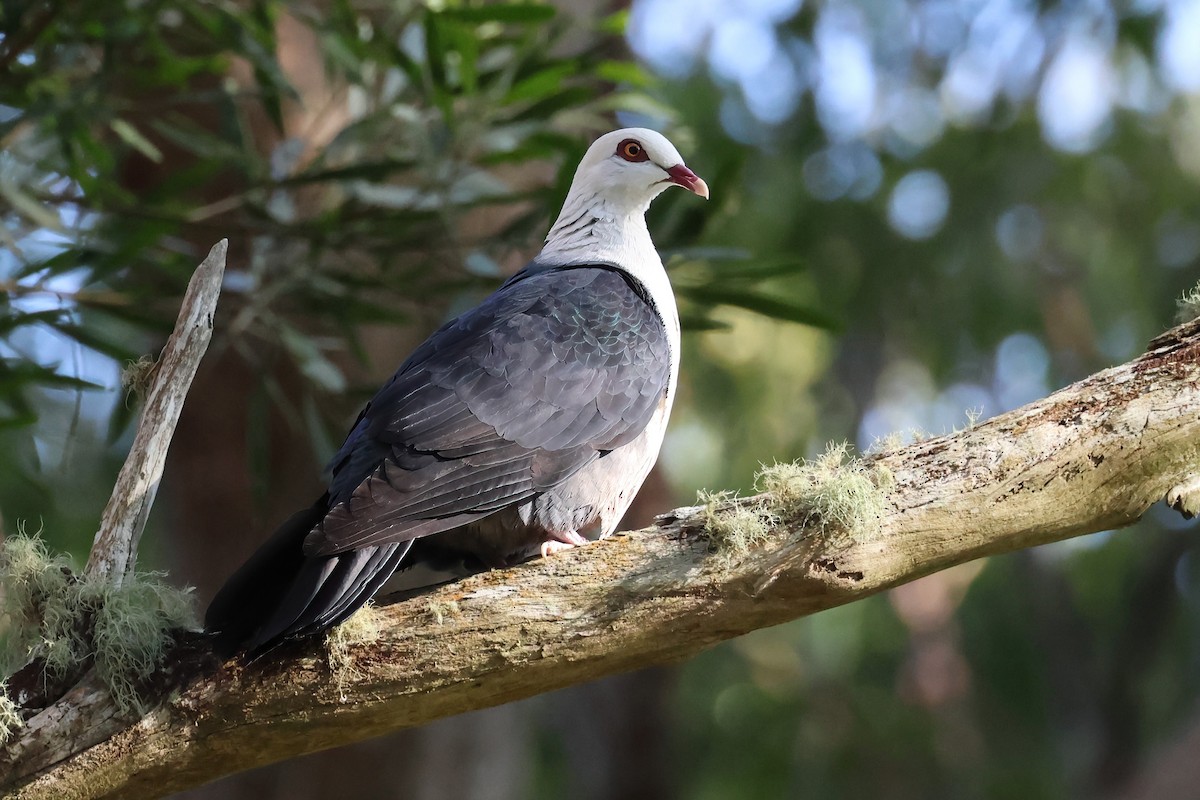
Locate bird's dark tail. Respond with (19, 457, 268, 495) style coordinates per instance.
(205, 497, 411, 658)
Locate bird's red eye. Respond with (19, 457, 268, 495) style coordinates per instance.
(617, 139, 648, 162)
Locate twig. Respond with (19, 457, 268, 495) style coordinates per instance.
(0, 282, 132, 308)
(84, 240, 228, 584)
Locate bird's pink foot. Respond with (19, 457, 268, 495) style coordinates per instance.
(540, 540, 576, 557)
(539, 529, 588, 558)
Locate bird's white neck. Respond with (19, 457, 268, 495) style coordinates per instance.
(538, 188, 681, 394)
(541, 189, 654, 265)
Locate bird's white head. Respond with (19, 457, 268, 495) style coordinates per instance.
(542, 128, 708, 269)
(568, 128, 709, 210)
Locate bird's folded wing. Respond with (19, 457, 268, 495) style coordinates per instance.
(305, 265, 671, 556)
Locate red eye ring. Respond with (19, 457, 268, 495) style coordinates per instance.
(616, 139, 649, 162)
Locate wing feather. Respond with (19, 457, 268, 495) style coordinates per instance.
(307, 264, 671, 557)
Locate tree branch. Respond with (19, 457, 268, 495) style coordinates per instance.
(84, 240, 227, 584)
(5, 316, 1199, 799)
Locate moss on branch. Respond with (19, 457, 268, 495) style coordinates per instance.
(0, 534, 196, 731)
(700, 442, 891, 558)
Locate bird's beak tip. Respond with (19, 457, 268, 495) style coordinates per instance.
(667, 164, 710, 200)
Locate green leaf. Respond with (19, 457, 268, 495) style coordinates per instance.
(149, 117, 250, 166)
(669, 252, 812, 282)
(424, 14, 447, 90)
(385, 40, 425, 88)
(595, 60, 655, 89)
(679, 313, 733, 332)
(478, 130, 580, 165)
(0, 360, 102, 393)
(512, 86, 594, 122)
(0, 182, 62, 230)
(505, 63, 576, 104)
(666, 247, 753, 263)
(0, 410, 39, 430)
(0, 308, 69, 336)
(110, 119, 163, 163)
(275, 158, 419, 187)
(599, 9, 630, 34)
(681, 286, 840, 330)
(723, 257, 812, 281)
(83, 301, 173, 334)
(453, 22, 479, 94)
(45, 320, 140, 362)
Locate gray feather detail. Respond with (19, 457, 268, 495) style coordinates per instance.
(307, 264, 670, 557)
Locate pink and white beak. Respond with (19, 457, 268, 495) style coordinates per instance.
(666, 163, 710, 200)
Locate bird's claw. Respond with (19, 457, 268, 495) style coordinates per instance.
(539, 529, 588, 558)
(540, 540, 576, 558)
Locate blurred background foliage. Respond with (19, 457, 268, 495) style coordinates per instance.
(1, 0, 1199, 798)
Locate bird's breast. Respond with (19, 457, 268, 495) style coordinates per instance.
(419, 394, 674, 568)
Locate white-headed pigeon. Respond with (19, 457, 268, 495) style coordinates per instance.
(206, 128, 708, 656)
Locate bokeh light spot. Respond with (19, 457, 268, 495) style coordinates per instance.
(888, 170, 950, 239)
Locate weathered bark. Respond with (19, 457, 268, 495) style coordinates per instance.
(85, 240, 227, 584)
(2, 318, 1199, 799)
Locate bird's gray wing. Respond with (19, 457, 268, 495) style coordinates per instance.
(305, 264, 671, 557)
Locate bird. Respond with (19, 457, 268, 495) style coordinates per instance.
(204, 128, 709, 657)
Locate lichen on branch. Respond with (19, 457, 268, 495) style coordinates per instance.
(325, 603, 385, 691)
(1178, 280, 1200, 323)
(700, 442, 891, 558)
(0, 534, 196, 730)
(0, 683, 20, 745)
